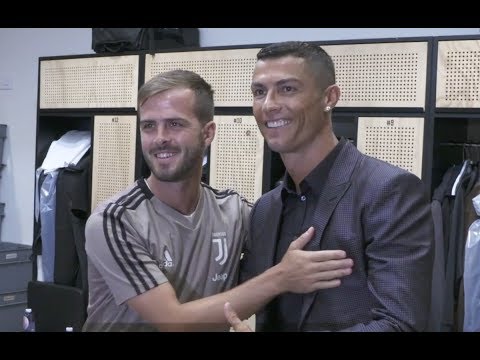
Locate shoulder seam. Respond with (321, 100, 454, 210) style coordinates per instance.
(201, 183, 254, 207)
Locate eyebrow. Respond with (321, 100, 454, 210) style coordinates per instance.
(139, 117, 185, 123)
(251, 78, 301, 88)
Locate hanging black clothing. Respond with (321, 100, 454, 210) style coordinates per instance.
(54, 151, 91, 290)
(428, 165, 461, 331)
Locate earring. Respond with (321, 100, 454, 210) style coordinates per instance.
(325, 106, 331, 112)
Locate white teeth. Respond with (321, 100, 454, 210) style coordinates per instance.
(156, 153, 174, 159)
(266, 119, 290, 128)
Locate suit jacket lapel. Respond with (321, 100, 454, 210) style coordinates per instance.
(298, 142, 362, 329)
(261, 188, 283, 270)
(254, 188, 283, 330)
(302, 182, 351, 252)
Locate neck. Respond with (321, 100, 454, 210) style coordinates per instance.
(282, 132, 338, 193)
(146, 172, 202, 215)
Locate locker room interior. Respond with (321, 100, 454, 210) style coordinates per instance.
(1, 28, 480, 332)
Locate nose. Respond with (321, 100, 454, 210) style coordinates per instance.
(263, 90, 281, 113)
(154, 123, 170, 147)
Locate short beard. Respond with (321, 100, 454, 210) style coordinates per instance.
(145, 137, 205, 183)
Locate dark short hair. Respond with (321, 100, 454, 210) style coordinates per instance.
(138, 69, 214, 124)
(257, 41, 336, 88)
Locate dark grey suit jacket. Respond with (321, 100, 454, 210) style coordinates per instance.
(240, 141, 434, 331)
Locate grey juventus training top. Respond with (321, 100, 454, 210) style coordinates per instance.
(83, 178, 252, 331)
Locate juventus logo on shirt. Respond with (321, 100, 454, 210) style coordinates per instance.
(211, 232, 229, 282)
(212, 237, 228, 265)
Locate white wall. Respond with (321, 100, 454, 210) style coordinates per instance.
(0, 28, 93, 246)
(0, 27, 479, 246)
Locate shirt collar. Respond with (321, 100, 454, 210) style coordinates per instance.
(281, 137, 347, 199)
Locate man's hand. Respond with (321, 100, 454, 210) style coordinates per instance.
(276, 226, 354, 293)
(224, 302, 253, 332)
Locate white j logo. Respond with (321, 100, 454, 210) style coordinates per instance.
(212, 237, 228, 265)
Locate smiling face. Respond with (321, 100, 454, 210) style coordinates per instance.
(139, 87, 213, 183)
(251, 55, 330, 155)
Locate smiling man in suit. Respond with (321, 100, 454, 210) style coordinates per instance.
(227, 41, 434, 332)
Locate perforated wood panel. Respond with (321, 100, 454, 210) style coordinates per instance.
(40, 56, 139, 109)
(322, 42, 428, 109)
(357, 117, 424, 178)
(436, 40, 480, 108)
(209, 116, 263, 203)
(145, 49, 260, 107)
(91, 115, 137, 210)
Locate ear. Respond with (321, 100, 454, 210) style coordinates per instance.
(203, 120, 216, 147)
(324, 84, 341, 109)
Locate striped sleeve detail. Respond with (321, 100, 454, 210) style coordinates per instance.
(201, 183, 254, 207)
(102, 184, 159, 295)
